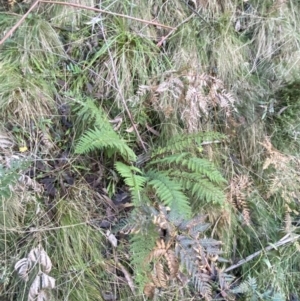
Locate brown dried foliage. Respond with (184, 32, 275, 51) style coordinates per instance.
(137, 71, 236, 133)
(228, 175, 252, 226)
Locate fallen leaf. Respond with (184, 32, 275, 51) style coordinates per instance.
(19, 146, 28, 152)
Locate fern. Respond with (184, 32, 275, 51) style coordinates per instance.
(73, 99, 111, 130)
(149, 153, 226, 184)
(75, 128, 136, 161)
(129, 223, 159, 288)
(74, 100, 136, 161)
(115, 162, 146, 206)
(169, 170, 225, 205)
(144, 132, 226, 208)
(175, 219, 224, 300)
(0, 160, 24, 199)
(146, 170, 192, 220)
(150, 132, 225, 158)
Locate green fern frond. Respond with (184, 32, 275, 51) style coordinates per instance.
(130, 223, 159, 288)
(146, 170, 191, 219)
(149, 153, 226, 185)
(231, 276, 258, 295)
(74, 98, 136, 161)
(75, 128, 136, 161)
(115, 162, 146, 206)
(73, 99, 111, 130)
(182, 157, 227, 185)
(169, 170, 225, 205)
(151, 132, 225, 158)
(148, 152, 191, 166)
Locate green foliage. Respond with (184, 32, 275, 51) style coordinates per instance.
(230, 276, 286, 301)
(146, 169, 191, 219)
(75, 99, 136, 161)
(50, 199, 106, 301)
(114, 132, 226, 294)
(114, 132, 226, 219)
(147, 132, 227, 209)
(271, 81, 300, 153)
(115, 162, 146, 206)
(0, 160, 23, 199)
(3, 0, 300, 299)
(150, 132, 225, 157)
(129, 223, 159, 288)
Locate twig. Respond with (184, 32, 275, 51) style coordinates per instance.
(0, 0, 40, 46)
(156, 13, 195, 47)
(99, 21, 147, 152)
(0, 0, 174, 46)
(225, 234, 300, 272)
(181, 0, 212, 26)
(115, 260, 136, 294)
(39, 1, 174, 30)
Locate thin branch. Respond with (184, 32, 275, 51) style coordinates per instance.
(39, 0, 174, 30)
(0, 0, 40, 46)
(99, 21, 147, 153)
(225, 233, 300, 272)
(156, 13, 195, 47)
(0, 0, 174, 46)
(181, 0, 212, 26)
(115, 260, 136, 294)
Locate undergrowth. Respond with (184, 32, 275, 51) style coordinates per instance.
(1, 0, 300, 300)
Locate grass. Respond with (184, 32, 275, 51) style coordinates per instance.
(1, 0, 300, 300)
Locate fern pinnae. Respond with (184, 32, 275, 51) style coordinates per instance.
(73, 99, 111, 130)
(150, 154, 226, 185)
(115, 162, 146, 206)
(130, 226, 159, 288)
(147, 152, 190, 167)
(146, 170, 192, 219)
(74, 98, 136, 161)
(150, 132, 225, 158)
(75, 129, 136, 161)
(169, 170, 225, 205)
(184, 157, 227, 185)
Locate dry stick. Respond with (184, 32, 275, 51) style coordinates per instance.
(0, 0, 174, 46)
(99, 22, 147, 153)
(115, 260, 136, 294)
(225, 234, 300, 273)
(156, 13, 195, 47)
(39, 0, 174, 30)
(0, 0, 40, 46)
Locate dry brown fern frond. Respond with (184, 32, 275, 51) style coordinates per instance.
(15, 244, 55, 301)
(165, 249, 179, 279)
(142, 212, 230, 299)
(263, 138, 300, 206)
(228, 175, 252, 226)
(143, 282, 155, 299)
(182, 72, 237, 132)
(18, 174, 44, 194)
(137, 70, 237, 133)
(144, 238, 177, 296)
(261, 137, 291, 170)
(147, 239, 168, 262)
(151, 262, 168, 288)
(37, 130, 55, 153)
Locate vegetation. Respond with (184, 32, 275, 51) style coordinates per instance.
(1, 0, 300, 300)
